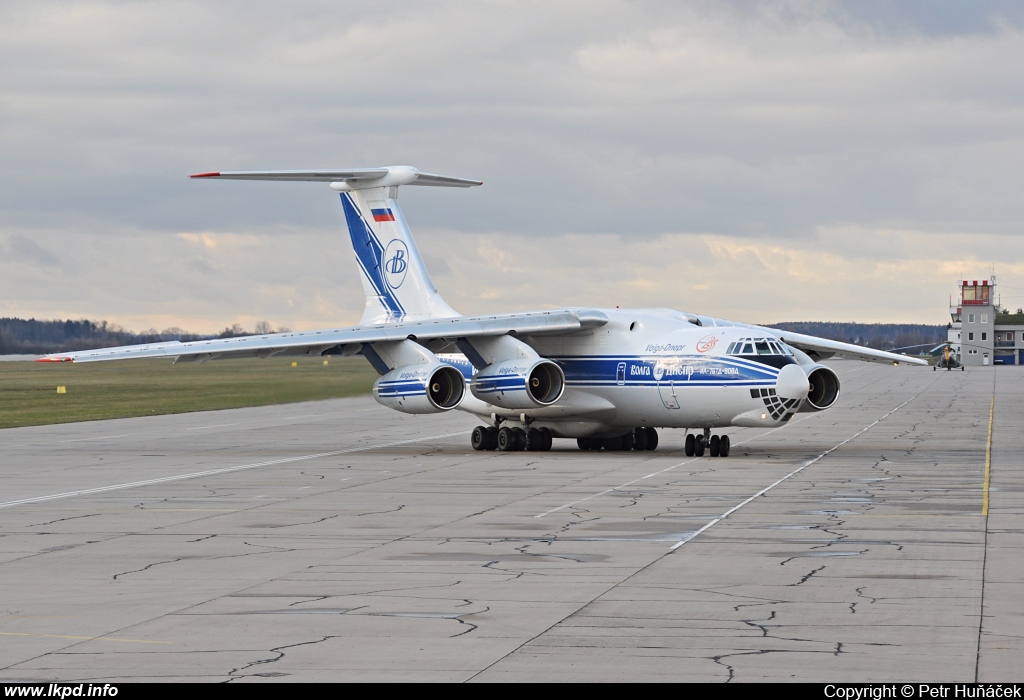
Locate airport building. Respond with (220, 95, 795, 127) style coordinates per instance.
(948, 277, 1024, 366)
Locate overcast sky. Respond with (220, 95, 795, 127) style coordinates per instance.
(3, 0, 1024, 334)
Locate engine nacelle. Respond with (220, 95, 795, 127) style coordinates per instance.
(798, 365, 841, 412)
(470, 359, 564, 409)
(373, 362, 466, 414)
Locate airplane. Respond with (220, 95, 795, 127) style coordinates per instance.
(38, 165, 928, 457)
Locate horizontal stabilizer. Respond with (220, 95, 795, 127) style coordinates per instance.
(191, 166, 482, 190)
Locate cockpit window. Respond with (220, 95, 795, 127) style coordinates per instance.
(727, 338, 790, 356)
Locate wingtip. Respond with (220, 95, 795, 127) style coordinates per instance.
(190, 172, 221, 179)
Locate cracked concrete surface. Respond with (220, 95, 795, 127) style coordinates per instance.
(0, 362, 1020, 682)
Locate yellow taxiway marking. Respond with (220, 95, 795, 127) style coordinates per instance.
(0, 632, 171, 645)
(983, 396, 994, 516)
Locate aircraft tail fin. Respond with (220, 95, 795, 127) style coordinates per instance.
(191, 166, 481, 325)
(340, 186, 462, 324)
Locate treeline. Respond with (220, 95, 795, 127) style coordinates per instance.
(1, 316, 946, 356)
(0, 318, 288, 355)
(766, 322, 946, 353)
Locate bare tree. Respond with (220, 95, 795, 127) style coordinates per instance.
(217, 323, 246, 338)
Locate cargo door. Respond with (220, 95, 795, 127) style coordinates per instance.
(653, 362, 680, 409)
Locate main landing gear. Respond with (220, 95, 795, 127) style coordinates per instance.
(576, 427, 659, 452)
(685, 429, 731, 458)
(471, 425, 552, 452)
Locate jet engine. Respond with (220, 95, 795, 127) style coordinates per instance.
(798, 364, 841, 412)
(373, 362, 466, 414)
(470, 359, 564, 409)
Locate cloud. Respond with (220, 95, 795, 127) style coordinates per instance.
(0, 223, 361, 333)
(1, 1, 1023, 328)
(5, 234, 58, 267)
(415, 226, 1022, 325)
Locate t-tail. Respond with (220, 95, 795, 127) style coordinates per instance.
(190, 165, 482, 325)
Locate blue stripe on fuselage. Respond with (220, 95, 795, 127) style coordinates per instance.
(437, 353, 779, 390)
(553, 355, 778, 386)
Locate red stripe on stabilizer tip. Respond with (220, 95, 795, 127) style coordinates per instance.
(35, 357, 72, 363)
(189, 172, 221, 178)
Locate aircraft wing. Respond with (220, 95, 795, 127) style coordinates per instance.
(36, 309, 609, 364)
(760, 327, 929, 366)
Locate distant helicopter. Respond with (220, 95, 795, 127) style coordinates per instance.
(863, 340, 961, 372)
(931, 343, 963, 371)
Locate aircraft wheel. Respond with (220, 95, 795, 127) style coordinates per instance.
(933, 366, 936, 371)
(539, 427, 553, 451)
(709, 434, 721, 457)
(620, 431, 634, 451)
(471, 426, 488, 451)
(685, 433, 695, 457)
(694, 435, 706, 457)
(512, 427, 527, 451)
(645, 427, 658, 450)
(526, 428, 543, 451)
(632, 427, 649, 451)
(484, 427, 498, 450)
(498, 426, 516, 452)
(720, 435, 731, 457)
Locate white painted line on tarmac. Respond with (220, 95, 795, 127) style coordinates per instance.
(535, 416, 818, 518)
(5, 413, 327, 450)
(670, 394, 919, 550)
(0, 431, 466, 511)
(182, 413, 323, 431)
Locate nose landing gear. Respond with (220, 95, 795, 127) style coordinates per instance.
(685, 429, 731, 458)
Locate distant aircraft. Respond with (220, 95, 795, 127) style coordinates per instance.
(931, 343, 963, 371)
(40, 166, 927, 456)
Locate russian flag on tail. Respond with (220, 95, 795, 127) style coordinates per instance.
(371, 208, 395, 222)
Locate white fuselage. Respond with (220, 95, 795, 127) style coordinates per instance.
(441, 308, 811, 438)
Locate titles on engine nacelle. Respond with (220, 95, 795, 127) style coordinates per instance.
(470, 359, 564, 409)
(373, 362, 466, 414)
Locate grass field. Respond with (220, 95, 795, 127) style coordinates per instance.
(0, 357, 378, 429)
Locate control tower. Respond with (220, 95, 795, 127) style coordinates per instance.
(949, 278, 996, 366)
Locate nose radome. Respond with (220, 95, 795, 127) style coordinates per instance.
(776, 364, 810, 400)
